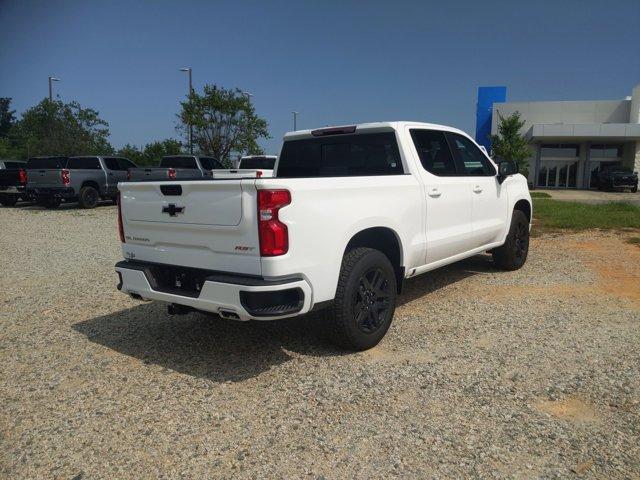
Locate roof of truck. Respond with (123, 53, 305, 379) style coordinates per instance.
(283, 121, 469, 141)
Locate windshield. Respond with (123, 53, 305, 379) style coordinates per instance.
(160, 156, 198, 169)
(239, 157, 276, 169)
(25, 157, 67, 169)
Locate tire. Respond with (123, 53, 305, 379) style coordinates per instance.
(39, 197, 61, 209)
(632, 185, 638, 193)
(78, 186, 99, 209)
(325, 247, 397, 351)
(492, 210, 530, 271)
(0, 194, 18, 207)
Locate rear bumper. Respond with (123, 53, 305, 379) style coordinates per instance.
(0, 186, 24, 195)
(27, 186, 76, 198)
(115, 260, 313, 321)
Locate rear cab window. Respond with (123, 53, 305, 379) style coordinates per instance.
(25, 157, 68, 170)
(3, 161, 25, 170)
(67, 157, 102, 170)
(160, 156, 198, 169)
(240, 157, 276, 170)
(198, 157, 223, 170)
(277, 132, 403, 178)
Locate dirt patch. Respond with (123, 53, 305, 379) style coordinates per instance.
(535, 397, 601, 424)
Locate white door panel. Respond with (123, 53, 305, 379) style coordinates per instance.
(471, 177, 508, 247)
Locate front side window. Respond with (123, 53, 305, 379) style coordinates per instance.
(446, 133, 495, 176)
(118, 158, 137, 170)
(410, 129, 456, 176)
(103, 158, 120, 170)
(277, 132, 403, 178)
(67, 157, 101, 169)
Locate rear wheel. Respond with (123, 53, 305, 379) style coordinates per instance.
(0, 194, 18, 207)
(78, 186, 99, 209)
(325, 247, 397, 351)
(632, 184, 638, 193)
(492, 210, 530, 271)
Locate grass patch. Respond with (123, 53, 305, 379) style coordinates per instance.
(627, 237, 640, 246)
(530, 191, 552, 198)
(533, 200, 640, 234)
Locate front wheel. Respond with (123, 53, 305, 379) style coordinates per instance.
(493, 210, 530, 271)
(632, 185, 638, 193)
(325, 247, 397, 351)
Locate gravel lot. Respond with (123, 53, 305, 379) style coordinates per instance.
(1, 204, 639, 479)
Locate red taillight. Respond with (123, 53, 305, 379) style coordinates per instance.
(168, 168, 176, 180)
(61, 169, 70, 186)
(117, 192, 125, 243)
(257, 189, 291, 256)
(256, 170, 263, 178)
(18, 169, 27, 185)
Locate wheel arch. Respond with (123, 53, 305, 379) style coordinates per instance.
(81, 180, 101, 192)
(343, 226, 405, 293)
(513, 198, 532, 223)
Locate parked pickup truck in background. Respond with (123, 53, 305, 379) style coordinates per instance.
(116, 122, 532, 350)
(0, 160, 28, 206)
(26, 155, 137, 208)
(595, 166, 638, 192)
(213, 155, 277, 179)
(127, 155, 224, 182)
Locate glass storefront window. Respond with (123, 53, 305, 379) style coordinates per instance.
(540, 144, 579, 158)
(590, 144, 622, 159)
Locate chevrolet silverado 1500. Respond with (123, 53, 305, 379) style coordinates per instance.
(115, 122, 531, 350)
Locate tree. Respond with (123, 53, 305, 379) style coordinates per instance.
(11, 98, 112, 157)
(0, 98, 16, 138)
(116, 139, 183, 166)
(489, 111, 531, 176)
(178, 85, 269, 166)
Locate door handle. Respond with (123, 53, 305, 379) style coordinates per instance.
(428, 188, 441, 198)
(473, 186, 483, 193)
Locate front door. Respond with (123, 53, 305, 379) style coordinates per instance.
(407, 128, 474, 264)
(445, 132, 508, 247)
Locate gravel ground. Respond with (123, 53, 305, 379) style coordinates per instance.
(1, 203, 639, 479)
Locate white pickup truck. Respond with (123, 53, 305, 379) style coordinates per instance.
(115, 122, 531, 350)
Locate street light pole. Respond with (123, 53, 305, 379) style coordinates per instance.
(292, 111, 298, 131)
(48, 76, 60, 101)
(180, 67, 193, 154)
(242, 91, 254, 104)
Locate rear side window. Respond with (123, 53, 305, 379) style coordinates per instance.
(240, 157, 276, 169)
(67, 157, 101, 170)
(277, 132, 403, 178)
(410, 129, 456, 176)
(25, 157, 68, 169)
(160, 156, 197, 169)
(446, 133, 496, 176)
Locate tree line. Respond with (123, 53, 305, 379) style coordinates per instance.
(0, 85, 270, 167)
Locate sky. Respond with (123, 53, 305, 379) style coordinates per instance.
(1, 0, 639, 155)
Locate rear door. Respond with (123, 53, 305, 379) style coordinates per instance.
(120, 179, 262, 275)
(446, 132, 507, 248)
(407, 128, 474, 264)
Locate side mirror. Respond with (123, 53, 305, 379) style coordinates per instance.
(497, 160, 518, 184)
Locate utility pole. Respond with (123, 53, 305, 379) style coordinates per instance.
(292, 111, 298, 131)
(242, 91, 254, 103)
(48, 76, 60, 101)
(180, 68, 193, 154)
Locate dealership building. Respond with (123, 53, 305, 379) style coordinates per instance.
(476, 84, 640, 189)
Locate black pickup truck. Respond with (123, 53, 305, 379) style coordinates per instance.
(595, 166, 638, 192)
(0, 160, 28, 206)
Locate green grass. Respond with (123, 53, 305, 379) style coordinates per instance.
(532, 200, 640, 233)
(627, 237, 640, 246)
(530, 191, 552, 198)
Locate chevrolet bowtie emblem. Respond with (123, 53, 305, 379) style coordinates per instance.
(162, 204, 185, 216)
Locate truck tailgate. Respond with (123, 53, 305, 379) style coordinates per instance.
(119, 179, 262, 275)
(27, 169, 63, 188)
